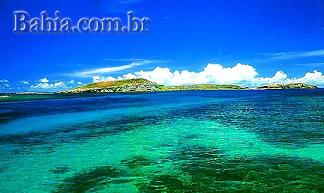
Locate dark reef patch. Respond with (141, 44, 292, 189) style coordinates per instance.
(0, 166, 6, 173)
(50, 166, 70, 174)
(121, 156, 152, 169)
(137, 175, 185, 193)
(0, 114, 164, 155)
(53, 165, 131, 193)
(139, 147, 323, 193)
(178, 148, 324, 193)
(172, 146, 224, 161)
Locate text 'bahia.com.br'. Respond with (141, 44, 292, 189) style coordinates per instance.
(13, 11, 150, 34)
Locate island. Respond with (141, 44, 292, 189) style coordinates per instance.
(61, 79, 162, 94)
(257, 83, 317, 90)
(60, 78, 317, 94)
(0, 79, 318, 102)
(60, 78, 246, 94)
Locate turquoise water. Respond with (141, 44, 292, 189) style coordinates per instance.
(0, 90, 323, 192)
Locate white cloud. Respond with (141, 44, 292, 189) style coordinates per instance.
(73, 60, 152, 77)
(263, 49, 324, 60)
(107, 76, 119, 81)
(103, 58, 146, 62)
(53, 82, 65, 87)
(293, 71, 324, 86)
(123, 73, 139, 80)
(1, 83, 11, 88)
(125, 63, 258, 85)
(68, 80, 75, 84)
(39, 78, 49, 83)
(92, 75, 121, 83)
(254, 71, 288, 86)
(67, 80, 84, 85)
(19, 81, 30, 85)
(255, 70, 324, 86)
(0, 79, 10, 91)
(294, 62, 324, 67)
(0, 79, 11, 90)
(93, 63, 324, 87)
(31, 79, 66, 90)
(92, 76, 100, 83)
(0, 79, 9, 83)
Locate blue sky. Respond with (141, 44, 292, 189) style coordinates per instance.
(0, 0, 324, 92)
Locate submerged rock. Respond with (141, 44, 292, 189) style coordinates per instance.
(178, 148, 324, 192)
(53, 165, 130, 193)
(121, 156, 152, 169)
(137, 175, 185, 193)
(50, 166, 70, 174)
(0, 167, 6, 173)
(138, 147, 323, 193)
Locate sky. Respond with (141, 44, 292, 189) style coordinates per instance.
(0, 0, 324, 92)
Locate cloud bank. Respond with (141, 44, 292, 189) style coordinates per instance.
(94, 63, 324, 87)
(30, 78, 83, 91)
(31, 78, 67, 90)
(0, 79, 11, 91)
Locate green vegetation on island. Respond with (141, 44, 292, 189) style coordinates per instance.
(160, 84, 245, 91)
(63, 79, 162, 94)
(61, 79, 318, 94)
(62, 78, 247, 94)
(257, 83, 317, 90)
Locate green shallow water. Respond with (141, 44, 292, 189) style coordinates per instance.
(0, 90, 323, 192)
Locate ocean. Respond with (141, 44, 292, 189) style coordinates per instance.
(0, 90, 323, 192)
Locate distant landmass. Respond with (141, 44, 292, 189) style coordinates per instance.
(61, 78, 317, 94)
(0, 80, 319, 102)
(257, 83, 317, 90)
(62, 79, 162, 94)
